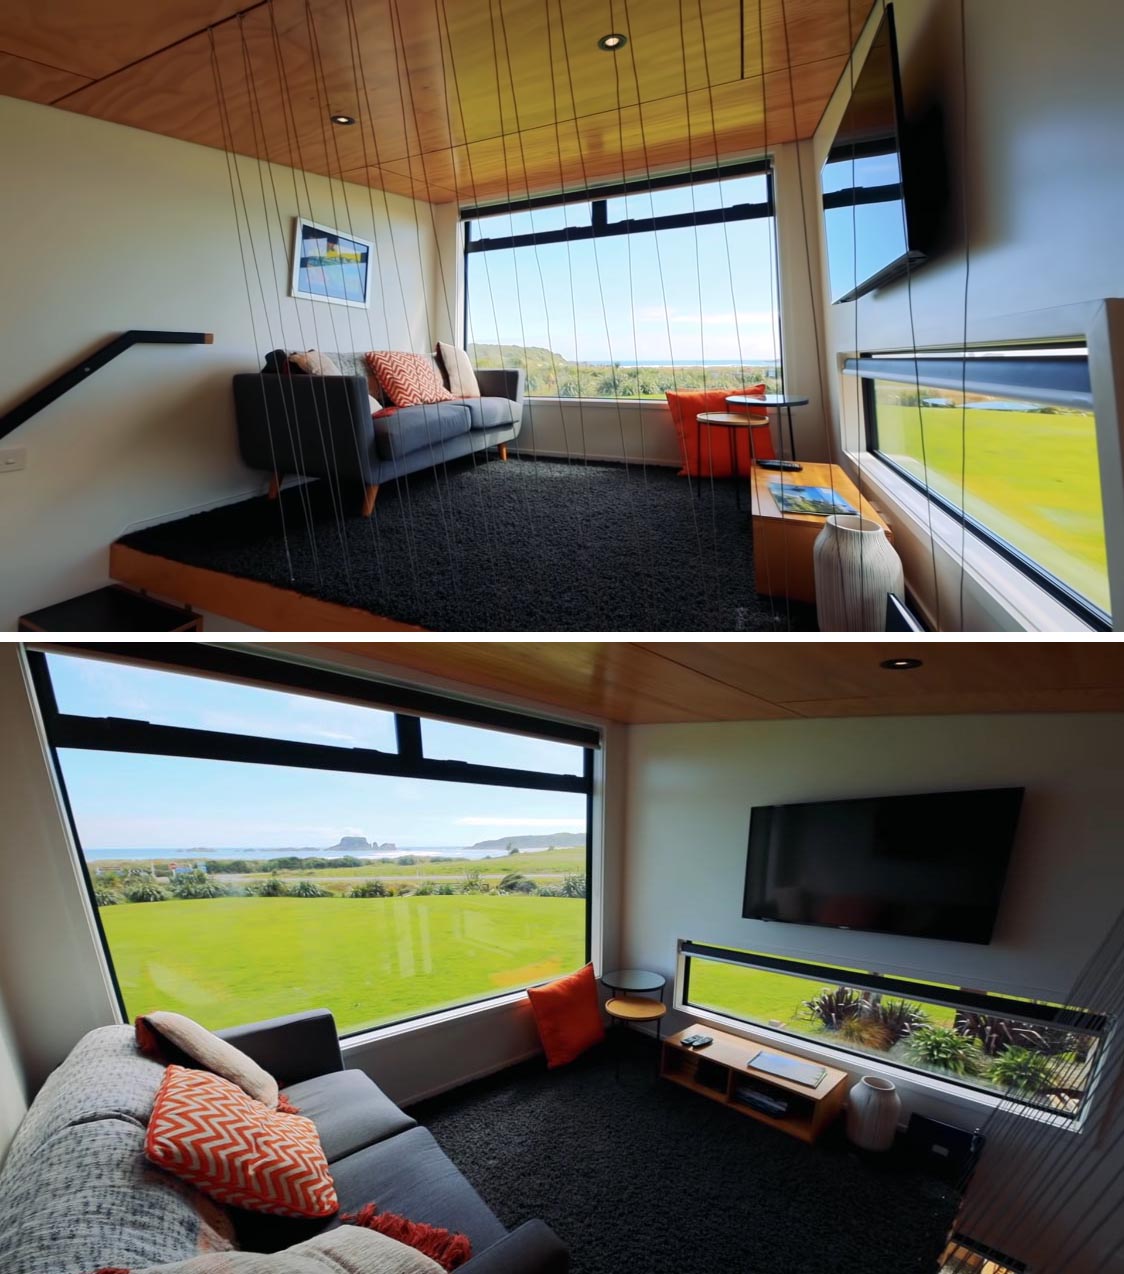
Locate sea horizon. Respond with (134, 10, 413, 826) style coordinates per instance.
(85, 845, 557, 862)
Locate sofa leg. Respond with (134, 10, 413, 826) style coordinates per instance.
(267, 474, 281, 500)
(499, 444, 508, 461)
(361, 484, 379, 517)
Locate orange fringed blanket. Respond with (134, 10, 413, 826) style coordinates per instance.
(343, 1203, 472, 1271)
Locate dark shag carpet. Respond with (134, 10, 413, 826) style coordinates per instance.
(411, 1034, 959, 1274)
(120, 457, 818, 632)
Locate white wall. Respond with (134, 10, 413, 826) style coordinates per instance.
(620, 712, 1124, 1272)
(813, 0, 1124, 629)
(0, 95, 442, 629)
(0, 992, 27, 1169)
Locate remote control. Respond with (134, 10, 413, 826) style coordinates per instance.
(756, 459, 804, 472)
(693, 1035, 713, 1049)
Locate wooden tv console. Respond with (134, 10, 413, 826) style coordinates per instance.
(660, 1025, 850, 1144)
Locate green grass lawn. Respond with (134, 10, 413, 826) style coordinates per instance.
(874, 401, 1109, 612)
(100, 894, 586, 1034)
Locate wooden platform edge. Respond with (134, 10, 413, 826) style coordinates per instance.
(109, 543, 426, 633)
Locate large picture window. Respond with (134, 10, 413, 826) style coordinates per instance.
(681, 943, 1106, 1120)
(30, 646, 596, 1037)
(463, 164, 782, 400)
(850, 345, 1110, 628)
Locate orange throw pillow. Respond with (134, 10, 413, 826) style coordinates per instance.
(665, 385, 775, 477)
(145, 1065, 338, 1219)
(526, 963, 605, 1068)
(365, 351, 454, 407)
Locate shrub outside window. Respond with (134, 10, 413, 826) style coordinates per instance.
(683, 944, 1105, 1119)
(32, 648, 596, 1037)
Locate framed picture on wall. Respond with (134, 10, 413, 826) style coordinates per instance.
(289, 217, 372, 308)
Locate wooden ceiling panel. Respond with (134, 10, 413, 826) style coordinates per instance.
(4, 0, 874, 204)
(0, 51, 90, 102)
(0, 0, 251, 79)
(327, 641, 800, 723)
(324, 641, 1124, 725)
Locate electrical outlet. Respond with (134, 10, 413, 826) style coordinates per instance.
(0, 447, 27, 473)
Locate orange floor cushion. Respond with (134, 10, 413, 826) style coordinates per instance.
(526, 963, 606, 1068)
(665, 386, 776, 477)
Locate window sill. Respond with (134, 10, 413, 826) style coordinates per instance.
(683, 1003, 1083, 1132)
(340, 988, 531, 1055)
(526, 397, 670, 408)
(843, 450, 1099, 633)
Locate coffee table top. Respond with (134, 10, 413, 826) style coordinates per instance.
(696, 412, 771, 428)
(602, 969, 666, 994)
(727, 394, 810, 408)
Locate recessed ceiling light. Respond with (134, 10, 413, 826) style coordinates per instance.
(597, 33, 627, 50)
(880, 658, 924, 671)
(330, 113, 356, 126)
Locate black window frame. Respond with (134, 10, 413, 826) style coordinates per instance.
(28, 643, 598, 1037)
(851, 345, 1110, 632)
(680, 941, 1110, 1119)
(461, 160, 781, 398)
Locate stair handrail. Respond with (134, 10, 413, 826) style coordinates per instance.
(0, 330, 214, 441)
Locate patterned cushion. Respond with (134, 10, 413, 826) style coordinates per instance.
(145, 1066, 338, 1218)
(0, 1117, 235, 1274)
(366, 352, 453, 407)
(294, 349, 381, 413)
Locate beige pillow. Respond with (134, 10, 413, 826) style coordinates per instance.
(436, 342, 481, 398)
(131, 1227, 443, 1273)
(136, 1011, 279, 1108)
(291, 348, 381, 414)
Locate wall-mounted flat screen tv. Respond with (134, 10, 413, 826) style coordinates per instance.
(743, 787, 1024, 943)
(821, 4, 946, 303)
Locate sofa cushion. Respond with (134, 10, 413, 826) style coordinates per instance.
(460, 396, 521, 432)
(145, 1066, 338, 1219)
(330, 1127, 508, 1254)
(283, 1070, 416, 1163)
(137, 1011, 280, 1107)
(367, 352, 454, 407)
(373, 402, 471, 461)
(435, 343, 481, 399)
(128, 1227, 443, 1274)
(0, 1117, 235, 1274)
(0, 1025, 164, 1180)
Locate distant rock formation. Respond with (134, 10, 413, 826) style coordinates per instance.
(468, 832, 585, 853)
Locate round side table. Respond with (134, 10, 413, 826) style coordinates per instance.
(695, 412, 773, 508)
(601, 969, 667, 999)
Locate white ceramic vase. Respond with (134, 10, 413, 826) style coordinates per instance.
(813, 514, 905, 631)
(846, 1076, 901, 1151)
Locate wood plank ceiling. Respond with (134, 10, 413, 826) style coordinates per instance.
(0, 0, 873, 205)
(324, 641, 1124, 723)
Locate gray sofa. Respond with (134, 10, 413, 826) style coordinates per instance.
(233, 353, 525, 516)
(0, 1010, 568, 1274)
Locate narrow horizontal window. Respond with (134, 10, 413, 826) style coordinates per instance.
(682, 944, 1105, 1119)
(847, 346, 1110, 627)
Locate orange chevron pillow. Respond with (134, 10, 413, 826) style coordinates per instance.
(365, 350, 453, 407)
(145, 1065, 337, 1219)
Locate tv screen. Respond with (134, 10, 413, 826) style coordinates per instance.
(821, 5, 944, 303)
(743, 787, 1024, 943)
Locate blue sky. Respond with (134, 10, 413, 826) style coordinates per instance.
(47, 655, 585, 850)
(465, 172, 783, 363)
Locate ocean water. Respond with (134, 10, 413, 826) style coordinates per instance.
(85, 846, 534, 862)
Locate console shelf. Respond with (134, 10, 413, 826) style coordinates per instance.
(660, 1024, 850, 1144)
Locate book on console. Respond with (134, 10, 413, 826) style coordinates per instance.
(767, 484, 858, 517)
